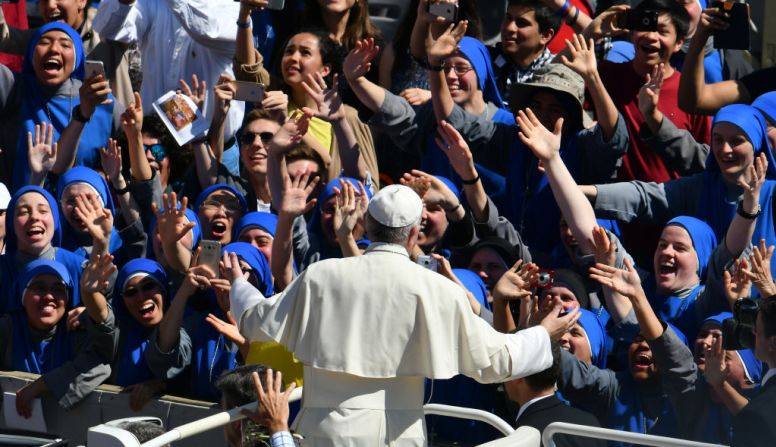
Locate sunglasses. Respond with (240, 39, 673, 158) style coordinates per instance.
(26, 282, 67, 297)
(240, 131, 275, 146)
(441, 63, 474, 76)
(145, 143, 168, 162)
(123, 280, 161, 298)
(200, 199, 242, 216)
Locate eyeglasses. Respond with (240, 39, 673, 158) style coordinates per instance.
(200, 199, 242, 216)
(123, 280, 161, 298)
(145, 144, 168, 162)
(26, 281, 67, 297)
(240, 131, 275, 146)
(441, 63, 474, 76)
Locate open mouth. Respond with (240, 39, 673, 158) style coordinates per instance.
(658, 261, 677, 277)
(211, 221, 228, 238)
(26, 226, 46, 240)
(639, 45, 661, 57)
(139, 302, 156, 318)
(42, 58, 63, 75)
(633, 352, 653, 370)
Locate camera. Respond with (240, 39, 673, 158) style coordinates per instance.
(722, 297, 760, 350)
(617, 10, 659, 32)
(537, 269, 554, 289)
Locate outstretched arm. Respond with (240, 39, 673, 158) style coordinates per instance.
(426, 21, 467, 122)
(724, 153, 767, 257)
(343, 39, 385, 113)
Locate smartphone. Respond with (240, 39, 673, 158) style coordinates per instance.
(416, 255, 439, 272)
(85, 60, 105, 79)
(428, 2, 458, 22)
(199, 240, 222, 278)
(617, 9, 658, 32)
(230, 81, 266, 103)
(712, 1, 749, 50)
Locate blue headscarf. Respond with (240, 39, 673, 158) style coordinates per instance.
(577, 308, 608, 369)
(223, 242, 273, 297)
(452, 268, 489, 312)
(15, 23, 113, 189)
(702, 312, 763, 384)
(665, 216, 718, 281)
(10, 260, 73, 374)
(235, 211, 278, 240)
(307, 177, 370, 258)
(112, 258, 169, 386)
(752, 91, 776, 125)
(457, 37, 505, 110)
(4, 185, 62, 254)
(56, 166, 121, 255)
(707, 104, 776, 178)
(193, 184, 248, 213)
(435, 175, 460, 198)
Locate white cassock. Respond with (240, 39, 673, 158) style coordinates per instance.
(231, 243, 553, 446)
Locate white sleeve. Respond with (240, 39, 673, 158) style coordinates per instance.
(162, 0, 239, 56)
(92, 0, 148, 44)
(504, 326, 553, 379)
(230, 277, 266, 328)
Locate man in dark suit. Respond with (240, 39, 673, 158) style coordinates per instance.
(505, 341, 606, 447)
(732, 298, 776, 447)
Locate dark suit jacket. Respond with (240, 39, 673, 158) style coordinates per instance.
(516, 395, 607, 447)
(732, 378, 776, 447)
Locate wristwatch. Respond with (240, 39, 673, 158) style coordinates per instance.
(72, 104, 90, 123)
(736, 200, 761, 219)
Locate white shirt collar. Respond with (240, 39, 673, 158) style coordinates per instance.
(761, 368, 776, 387)
(515, 393, 554, 422)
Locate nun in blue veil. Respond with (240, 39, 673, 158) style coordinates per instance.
(0, 186, 84, 314)
(5, 22, 114, 190)
(0, 259, 116, 410)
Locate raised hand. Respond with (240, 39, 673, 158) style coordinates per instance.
(261, 90, 289, 122)
(179, 74, 207, 112)
(333, 179, 368, 240)
(280, 172, 319, 217)
(584, 4, 629, 39)
(400, 169, 459, 211)
(222, 251, 246, 285)
(742, 240, 776, 297)
(427, 20, 468, 66)
(241, 369, 295, 434)
(206, 312, 247, 347)
(301, 72, 345, 122)
(74, 192, 114, 247)
(703, 335, 729, 387)
(516, 108, 563, 162)
(268, 111, 312, 154)
(100, 138, 124, 186)
(400, 88, 432, 106)
(493, 260, 539, 302)
(80, 253, 117, 296)
(343, 38, 380, 82)
(589, 258, 644, 300)
(152, 192, 196, 243)
(213, 75, 236, 115)
(79, 73, 112, 119)
(436, 120, 478, 181)
(696, 7, 731, 37)
(540, 301, 582, 341)
(560, 34, 598, 80)
(27, 123, 57, 183)
(739, 152, 767, 202)
(590, 226, 616, 267)
(121, 91, 144, 137)
(724, 258, 752, 308)
(179, 263, 217, 298)
(638, 63, 664, 119)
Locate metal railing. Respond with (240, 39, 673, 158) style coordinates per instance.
(423, 404, 515, 437)
(542, 422, 728, 447)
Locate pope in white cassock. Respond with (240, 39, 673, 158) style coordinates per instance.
(225, 184, 580, 446)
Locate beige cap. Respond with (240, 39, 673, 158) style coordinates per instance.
(367, 184, 423, 228)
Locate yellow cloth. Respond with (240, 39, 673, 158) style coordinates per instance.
(245, 341, 304, 387)
(288, 103, 332, 152)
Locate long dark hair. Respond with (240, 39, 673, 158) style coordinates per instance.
(301, 0, 382, 49)
(390, 0, 483, 83)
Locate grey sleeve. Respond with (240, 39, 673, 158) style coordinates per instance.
(445, 103, 498, 146)
(146, 325, 192, 380)
(640, 117, 710, 176)
(593, 175, 700, 223)
(0, 64, 16, 114)
(694, 241, 746, 319)
(557, 349, 619, 419)
(128, 175, 163, 230)
(576, 115, 629, 184)
(367, 90, 421, 153)
(42, 309, 118, 410)
(646, 325, 699, 399)
(114, 217, 148, 260)
(292, 215, 310, 272)
(471, 196, 531, 261)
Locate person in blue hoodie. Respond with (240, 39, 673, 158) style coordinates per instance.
(0, 22, 114, 190)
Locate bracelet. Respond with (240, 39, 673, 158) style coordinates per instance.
(445, 202, 463, 214)
(736, 200, 761, 219)
(555, 0, 571, 17)
(111, 180, 130, 195)
(427, 61, 444, 72)
(236, 18, 252, 29)
(460, 174, 480, 185)
(566, 5, 580, 25)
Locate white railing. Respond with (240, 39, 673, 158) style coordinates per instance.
(542, 422, 728, 447)
(423, 403, 515, 436)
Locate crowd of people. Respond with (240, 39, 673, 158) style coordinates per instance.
(0, 0, 775, 445)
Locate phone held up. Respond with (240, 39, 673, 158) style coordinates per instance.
(616, 9, 659, 32)
(199, 240, 222, 278)
(85, 60, 105, 79)
(428, 2, 458, 22)
(711, 1, 749, 50)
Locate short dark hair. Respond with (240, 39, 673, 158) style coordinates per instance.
(243, 108, 279, 127)
(507, 0, 563, 35)
(633, 0, 691, 42)
(118, 421, 166, 444)
(285, 143, 327, 182)
(524, 341, 561, 391)
(216, 364, 269, 408)
(760, 299, 776, 338)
